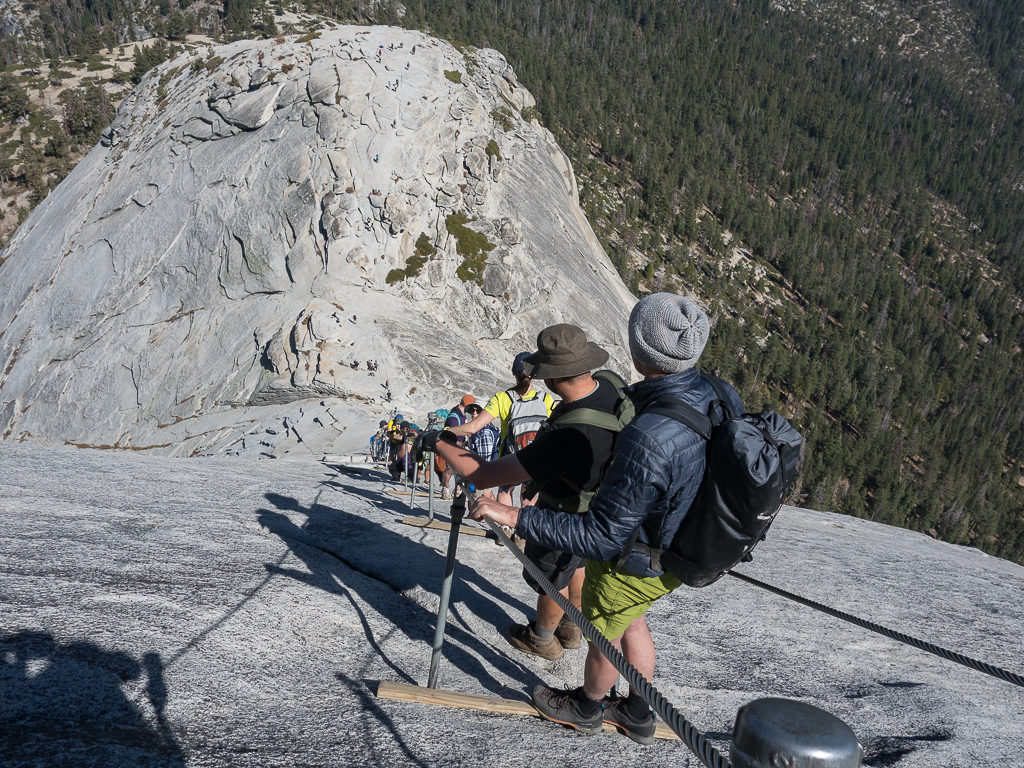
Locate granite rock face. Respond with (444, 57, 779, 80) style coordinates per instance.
(0, 26, 636, 457)
(1, 440, 1022, 767)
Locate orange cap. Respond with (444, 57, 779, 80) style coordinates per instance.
(461, 394, 475, 406)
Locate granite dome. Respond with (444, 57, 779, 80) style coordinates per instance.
(0, 25, 636, 457)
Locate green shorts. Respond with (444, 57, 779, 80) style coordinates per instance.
(582, 559, 683, 640)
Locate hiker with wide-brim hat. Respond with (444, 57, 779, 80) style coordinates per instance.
(424, 323, 630, 661)
(521, 323, 610, 380)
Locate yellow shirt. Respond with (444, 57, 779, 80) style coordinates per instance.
(484, 388, 556, 444)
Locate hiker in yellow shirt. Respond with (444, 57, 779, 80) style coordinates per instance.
(448, 352, 555, 504)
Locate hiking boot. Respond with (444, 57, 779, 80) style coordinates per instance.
(532, 685, 604, 735)
(507, 623, 564, 660)
(603, 693, 656, 745)
(440, 488, 450, 500)
(555, 618, 582, 649)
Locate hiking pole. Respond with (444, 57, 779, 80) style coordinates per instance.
(404, 447, 413, 492)
(426, 484, 474, 688)
(426, 451, 435, 521)
(408, 457, 418, 510)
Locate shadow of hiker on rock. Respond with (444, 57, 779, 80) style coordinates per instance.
(0, 631, 184, 767)
(258, 492, 542, 699)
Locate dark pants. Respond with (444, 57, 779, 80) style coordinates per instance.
(522, 539, 584, 595)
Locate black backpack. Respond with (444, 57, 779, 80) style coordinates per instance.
(622, 373, 803, 587)
(530, 370, 635, 515)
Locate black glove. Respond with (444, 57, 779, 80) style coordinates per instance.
(418, 428, 459, 455)
(416, 429, 441, 456)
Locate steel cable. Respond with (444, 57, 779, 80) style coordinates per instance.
(480, 518, 732, 768)
(727, 570, 1024, 689)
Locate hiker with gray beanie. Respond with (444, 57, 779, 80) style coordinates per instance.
(470, 292, 744, 744)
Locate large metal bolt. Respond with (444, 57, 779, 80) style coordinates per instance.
(730, 698, 861, 768)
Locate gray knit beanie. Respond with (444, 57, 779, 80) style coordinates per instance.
(628, 293, 710, 373)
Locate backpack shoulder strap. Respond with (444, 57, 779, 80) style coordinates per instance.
(548, 407, 624, 433)
(700, 372, 737, 421)
(642, 397, 713, 440)
(592, 369, 636, 422)
(592, 369, 628, 390)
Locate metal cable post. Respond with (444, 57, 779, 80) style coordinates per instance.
(408, 452, 418, 510)
(728, 571, 1024, 689)
(427, 491, 466, 689)
(426, 451, 435, 521)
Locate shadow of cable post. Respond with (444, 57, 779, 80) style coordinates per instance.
(258, 492, 541, 698)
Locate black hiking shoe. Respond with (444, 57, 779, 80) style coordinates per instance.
(555, 618, 582, 649)
(507, 623, 564, 660)
(531, 685, 604, 735)
(603, 693, 656, 745)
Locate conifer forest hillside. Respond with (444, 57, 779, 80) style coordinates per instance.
(1, 0, 1022, 563)
(403, 0, 1024, 565)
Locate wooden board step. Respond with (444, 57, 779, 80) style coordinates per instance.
(399, 515, 497, 539)
(387, 489, 432, 498)
(375, 681, 680, 741)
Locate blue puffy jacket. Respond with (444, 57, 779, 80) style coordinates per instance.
(515, 367, 743, 578)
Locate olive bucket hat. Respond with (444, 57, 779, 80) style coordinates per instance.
(523, 324, 610, 379)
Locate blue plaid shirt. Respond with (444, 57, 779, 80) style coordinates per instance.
(468, 423, 499, 462)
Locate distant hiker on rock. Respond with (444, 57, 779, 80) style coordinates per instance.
(448, 352, 554, 507)
(386, 414, 405, 463)
(464, 404, 499, 462)
(469, 295, 743, 744)
(425, 325, 627, 660)
(371, 420, 388, 461)
(437, 394, 474, 499)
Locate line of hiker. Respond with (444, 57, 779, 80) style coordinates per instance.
(423, 293, 799, 745)
(371, 353, 557, 499)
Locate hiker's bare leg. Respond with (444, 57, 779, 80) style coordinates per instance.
(582, 615, 654, 700)
(497, 489, 514, 506)
(568, 567, 584, 610)
(535, 592, 565, 631)
(537, 565, 584, 628)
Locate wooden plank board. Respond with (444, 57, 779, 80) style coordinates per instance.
(376, 680, 680, 741)
(387, 489, 432, 498)
(399, 515, 496, 539)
